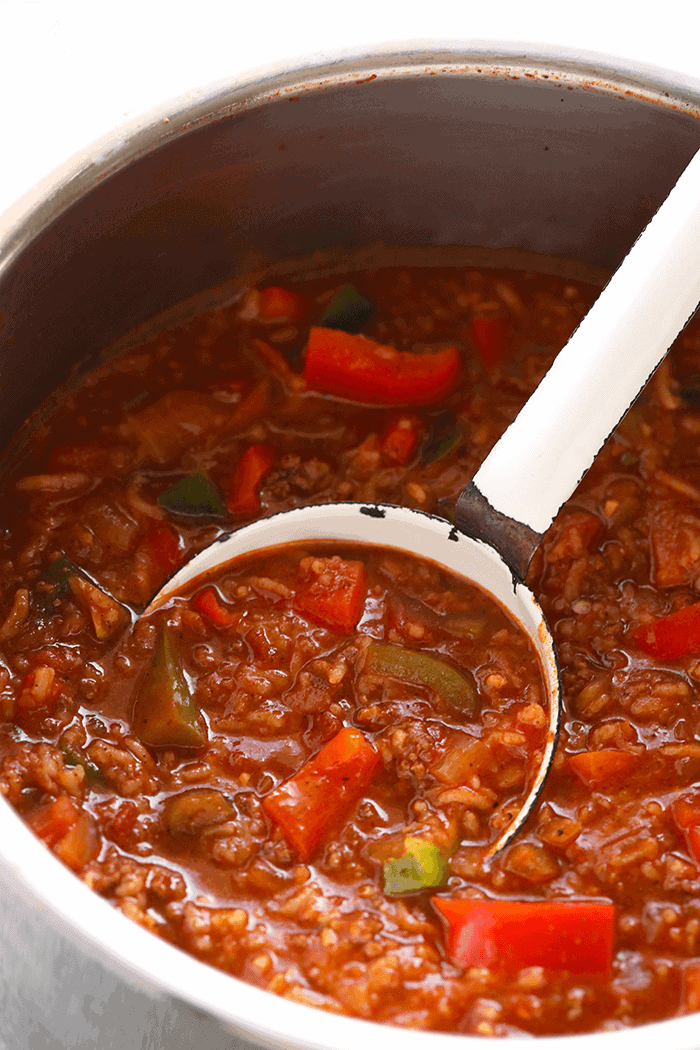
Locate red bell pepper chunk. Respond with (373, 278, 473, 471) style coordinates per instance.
(262, 726, 381, 860)
(295, 556, 367, 632)
(304, 328, 461, 406)
(143, 521, 182, 583)
(631, 602, 700, 661)
(568, 749, 637, 787)
(432, 898, 614, 975)
(192, 586, 237, 627)
(470, 316, 510, 369)
(258, 286, 306, 322)
(684, 961, 700, 1013)
(380, 415, 423, 465)
(227, 444, 275, 519)
(673, 793, 700, 830)
(671, 793, 700, 863)
(687, 827, 700, 864)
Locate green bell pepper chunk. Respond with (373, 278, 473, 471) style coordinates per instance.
(365, 642, 478, 716)
(443, 617, 486, 641)
(44, 556, 78, 593)
(62, 748, 107, 786)
(38, 555, 80, 614)
(158, 470, 226, 519)
(383, 836, 448, 895)
(318, 284, 374, 334)
(132, 623, 208, 749)
(40, 556, 131, 640)
(162, 788, 234, 835)
(679, 378, 700, 406)
(420, 412, 465, 464)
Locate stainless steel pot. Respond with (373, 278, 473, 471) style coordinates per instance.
(2, 40, 700, 1050)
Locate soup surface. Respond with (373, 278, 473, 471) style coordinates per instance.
(2, 258, 700, 1035)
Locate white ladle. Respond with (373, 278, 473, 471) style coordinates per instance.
(148, 148, 700, 855)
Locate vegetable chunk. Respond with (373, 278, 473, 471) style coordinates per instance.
(383, 836, 448, 895)
(159, 470, 226, 519)
(318, 284, 374, 333)
(132, 623, 208, 749)
(631, 601, 700, 661)
(295, 555, 367, 632)
(304, 327, 460, 406)
(568, 749, 637, 786)
(262, 727, 381, 860)
(365, 642, 478, 716)
(227, 445, 275, 519)
(29, 796, 100, 872)
(68, 575, 131, 641)
(432, 898, 614, 975)
(470, 316, 510, 368)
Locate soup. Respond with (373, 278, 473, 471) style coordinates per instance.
(1, 259, 699, 1035)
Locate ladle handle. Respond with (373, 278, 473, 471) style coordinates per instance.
(455, 148, 700, 580)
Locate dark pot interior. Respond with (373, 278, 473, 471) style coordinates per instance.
(1, 52, 700, 457)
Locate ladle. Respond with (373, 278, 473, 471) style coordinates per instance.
(146, 148, 700, 855)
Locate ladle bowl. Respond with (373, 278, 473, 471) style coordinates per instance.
(148, 500, 562, 854)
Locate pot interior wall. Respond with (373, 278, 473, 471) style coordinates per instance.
(0, 67, 699, 450)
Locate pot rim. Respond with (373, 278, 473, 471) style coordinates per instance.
(3, 39, 700, 1050)
(3, 37, 700, 269)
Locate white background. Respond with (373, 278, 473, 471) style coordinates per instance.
(2, 1, 700, 1047)
(2, 0, 700, 222)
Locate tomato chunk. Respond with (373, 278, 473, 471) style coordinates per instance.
(295, 556, 367, 632)
(432, 898, 614, 975)
(226, 444, 275, 519)
(687, 826, 700, 865)
(304, 328, 461, 406)
(671, 792, 700, 863)
(673, 792, 700, 830)
(568, 750, 637, 787)
(30, 795, 81, 847)
(17, 666, 61, 710)
(630, 602, 700, 661)
(649, 501, 700, 588)
(258, 286, 305, 322)
(683, 961, 700, 1013)
(29, 796, 100, 871)
(54, 811, 100, 870)
(192, 586, 237, 627)
(380, 415, 422, 465)
(470, 316, 510, 369)
(262, 727, 381, 860)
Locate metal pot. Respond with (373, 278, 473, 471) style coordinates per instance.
(2, 41, 700, 1050)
